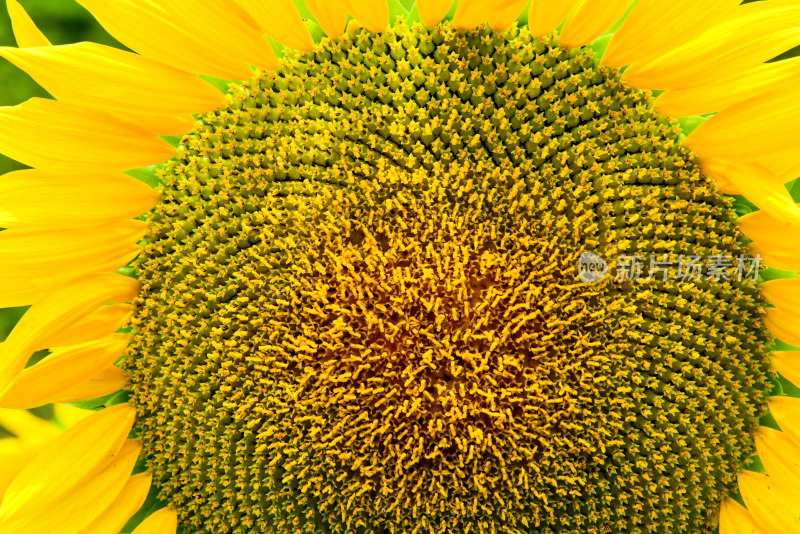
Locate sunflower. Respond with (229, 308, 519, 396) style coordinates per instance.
(1, 0, 799, 532)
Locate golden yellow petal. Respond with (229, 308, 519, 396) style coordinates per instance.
(770, 396, 800, 448)
(75, 472, 152, 534)
(0, 170, 158, 229)
(345, 0, 389, 32)
(718, 497, 767, 534)
(0, 98, 175, 173)
(772, 352, 800, 388)
(559, 0, 633, 49)
(765, 308, 800, 348)
(0, 409, 60, 447)
(528, 0, 579, 36)
(760, 281, 800, 346)
(41, 304, 132, 350)
(655, 58, 800, 118)
(0, 275, 138, 397)
(696, 158, 741, 195)
(417, 0, 454, 28)
(737, 210, 800, 271)
(132, 507, 178, 534)
(0, 439, 142, 534)
(454, 0, 529, 30)
(761, 279, 800, 314)
(763, 146, 800, 184)
(0, 404, 134, 520)
(6, 0, 50, 47)
(737, 470, 800, 533)
(75, 0, 276, 80)
(0, 336, 129, 410)
(0, 273, 130, 310)
(55, 366, 128, 404)
(0, 440, 38, 502)
(53, 404, 93, 429)
(602, 0, 740, 69)
(754, 426, 800, 492)
(487, 0, 531, 31)
(0, 221, 146, 281)
(623, 2, 800, 90)
(305, 0, 350, 37)
(0, 411, 62, 498)
(120, 113, 198, 137)
(0, 43, 225, 121)
(694, 160, 800, 226)
(686, 85, 800, 163)
(233, 0, 314, 51)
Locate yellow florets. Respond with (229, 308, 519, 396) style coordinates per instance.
(124, 21, 772, 534)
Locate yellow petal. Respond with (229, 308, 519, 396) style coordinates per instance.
(764, 146, 800, 184)
(559, 0, 633, 49)
(770, 396, 800, 448)
(345, 0, 389, 32)
(761, 279, 800, 312)
(454, 0, 529, 30)
(765, 308, 800, 348)
(0, 439, 142, 534)
(0, 404, 134, 520)
(0, 412, 62, 499)
(122, 113, 197, 137)
(0, 98, 175, 173)
(696, 158, 741, 195)
(42, 304, 132, 350)
(719, 497, 768, 534)
(0, 275, 128, 310)
(0, 409, 60, 446)
(0, 275, 138, 397)
(737, 209, 800, 271)
(0, 336, 130, 409)
(760, 280, 800, 347)
(772, 352, 800, 389)
(737, 470, 800, 533)
(305, 0, 350, 37)
(132, 507, 178, 534)
(655, 57, 800, 118)
(0, 43, 225, 122)
(0, 221, 146, 280)
(76, 472, 152, 534)
(694, 160, 800, 226)
(233, 0, 314, 51)
(754, 426, 800, 491)
(53, 404, 93, 429)
(417, 0, 454, 28)
(529, 0, 579, 36)
(75, 0, 276, 80)
(0, 170, 158, 229)
(623, 2, 800, 90)
(487, 0, 531, 31)
(56, 366, 128, 404)
(602, 0, 740, 69)
(6, 0, 50, 47)
(0, 440, 39, 501)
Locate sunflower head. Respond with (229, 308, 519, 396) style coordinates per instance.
(0, 1, 799, 534)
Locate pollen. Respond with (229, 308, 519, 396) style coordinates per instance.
(124, 21, 773, 534)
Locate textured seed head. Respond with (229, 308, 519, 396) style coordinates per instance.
(125, 21, 773, 534)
